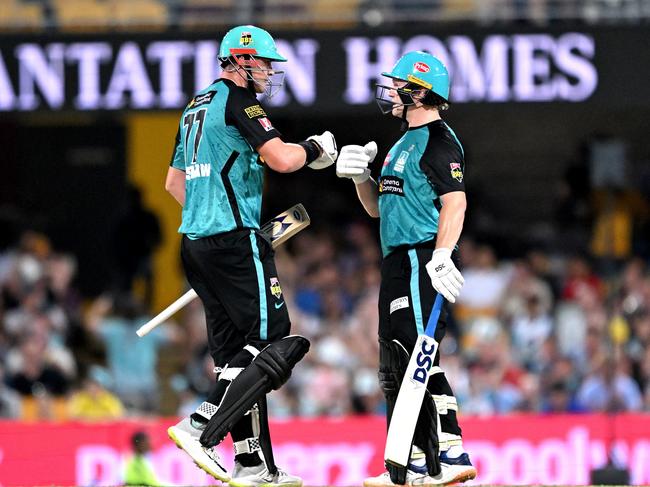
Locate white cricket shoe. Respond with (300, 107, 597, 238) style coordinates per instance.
(229, 461, 303, 487)
(168, 417, 230, 482)
(363, 463, 462, 487)
(439, 451, 477, 484)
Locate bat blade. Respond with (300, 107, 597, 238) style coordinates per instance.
(384, 294, 444, 469)
(384, 334, 439, 468)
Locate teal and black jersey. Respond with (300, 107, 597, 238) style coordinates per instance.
(169, 78, 281, 239)
(378, 120, 465, 257)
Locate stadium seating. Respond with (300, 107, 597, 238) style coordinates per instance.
(0, 0, 44, 30)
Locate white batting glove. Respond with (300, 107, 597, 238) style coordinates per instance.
(425, 248, 464, 303)
(306, 131, 338, 170)
(336, 141, 377, 184)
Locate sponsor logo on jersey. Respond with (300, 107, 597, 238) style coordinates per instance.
(188, 91, 216, 108)
(383, 153, 391, 167)
(390, 296, 409, 314)
(414, 62, 430, 73)
(240, 32, 252, 46)
(378, 176, 405, 197)
(394, 150, 409, 173)
(258, 117, 274, 131)
(450, 162, 463, 182)
(270, 277, 282, 299)
(244, 105, 267, 118)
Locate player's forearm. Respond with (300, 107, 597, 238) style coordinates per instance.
(165, 167, 186, 206)
(355, 178, 380, 218)
(267, 143, 311, 173)
(258, 139, 310, 173)
(435, 195, 466, 249)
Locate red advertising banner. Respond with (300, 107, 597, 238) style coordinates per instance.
(1, 414, 649, 486)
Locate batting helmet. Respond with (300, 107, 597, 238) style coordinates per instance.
(382, 51, 449, 102)
(218, 25, 287, 62)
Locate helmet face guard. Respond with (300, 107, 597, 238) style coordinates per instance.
(225, 53, 285, 98)
(374, 82, 427, 115)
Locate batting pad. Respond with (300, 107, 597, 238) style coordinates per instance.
(200, 335, 310, 447)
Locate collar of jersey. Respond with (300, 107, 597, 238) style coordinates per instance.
(407, 119, 445, 131)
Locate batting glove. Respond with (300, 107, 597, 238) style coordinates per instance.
(336, 141, 377, 184)
(306, 131, 338, 169)
(425, 248, 464, 303)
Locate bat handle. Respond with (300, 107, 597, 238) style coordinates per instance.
(423, 294, 444, 337)
(136, 289, 198, 336)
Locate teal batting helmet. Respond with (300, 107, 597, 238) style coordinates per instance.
(382, 51, 449, 101)
(218, 25, 287, 62)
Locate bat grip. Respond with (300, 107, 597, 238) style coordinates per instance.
(423, 294, 444, 337)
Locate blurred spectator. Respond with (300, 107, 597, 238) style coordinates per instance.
(109, 184, 161, 309)
(561, 256, 604, 302)
(510, 294, 554, 371)
(456, 243, 511, 322)
(5, 326, 72, 396)
(68, 365, 124, 421)
(576, 356, 643, 412)
(124, 431, 160, 486)
(501, 258, 554, 321)
(0, 364, 21, 418)
(85, 293, 177, 412)
(542, 380, 583, 413)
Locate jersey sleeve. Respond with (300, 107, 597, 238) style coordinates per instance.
(420, 138, 465, 196)
(169, 124, 185, 170)
(225, 87, 281, 148)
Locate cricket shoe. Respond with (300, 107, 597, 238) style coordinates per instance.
(168, 417, 230, 482)
(363, 464, 457, 487)
(229, 461, 303, 487)
(439, 451, 477, 484)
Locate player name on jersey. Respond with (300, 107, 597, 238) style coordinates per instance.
(185, 163, 211, 180)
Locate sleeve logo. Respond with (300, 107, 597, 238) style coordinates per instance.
(450, 162, 463, 182)
(244, 105, 267, 118)
(258, 117, 274, 131)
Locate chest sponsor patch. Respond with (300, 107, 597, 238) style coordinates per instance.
(390, 296, 409, 314)
(450, 162, 463, 182)
(189, 91, 216, 108)
(394, 150, 409, 173)
(258, 117, 274, 131)
(245, 105, 267, 118)
(379, 175, 405, 196)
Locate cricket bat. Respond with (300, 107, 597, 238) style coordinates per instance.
(136, 204, 310, 337)
(384, 293, 445, 469)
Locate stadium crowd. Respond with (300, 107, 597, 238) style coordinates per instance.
(2, 0, 649, 33)
(1, 205, 650, 420)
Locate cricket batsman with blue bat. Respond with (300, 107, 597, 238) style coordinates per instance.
(336, 51, 477, 486)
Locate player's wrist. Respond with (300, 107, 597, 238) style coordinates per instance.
(298, 140, 322, 165)
(433, 248, 452, 259)
(352, 170, 370, 184)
